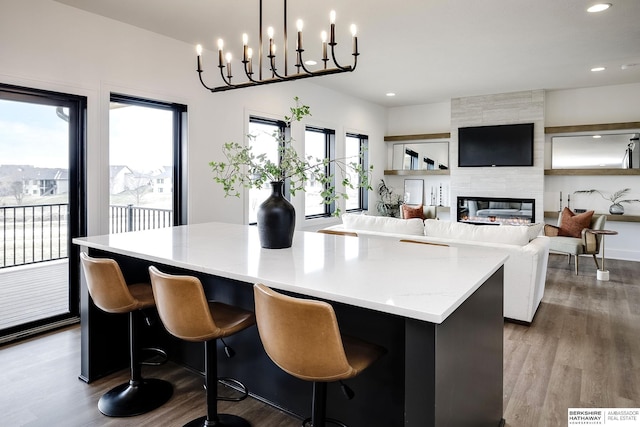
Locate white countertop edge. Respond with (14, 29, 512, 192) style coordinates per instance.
(73, 224, 508, 324)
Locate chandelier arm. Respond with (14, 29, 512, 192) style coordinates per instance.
(296, 49, 314, 75)
(269, 55, 286, 79)
(330, 43, 351, 72)
(242, 61, 258, 82)
(218, 65, 232, 86)
(196, 71, 217, 91)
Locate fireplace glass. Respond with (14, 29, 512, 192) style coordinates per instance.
(457, 197, 535, 225)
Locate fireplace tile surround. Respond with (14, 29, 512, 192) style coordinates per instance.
(457, 196, 535, 225)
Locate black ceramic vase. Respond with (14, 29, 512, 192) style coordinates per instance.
(257, 181, 296, 249)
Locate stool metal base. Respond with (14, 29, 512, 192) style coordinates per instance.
(184, 413, 251, 427)
(98, 378, 173, 417)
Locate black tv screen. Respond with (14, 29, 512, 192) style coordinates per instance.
(458, 123, 534, 167)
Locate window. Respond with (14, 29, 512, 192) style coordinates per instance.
(248, 117, 287, 224)
(109, 94, 187, 233)
(405, 148, 419, 170)
(305, 127, 335, 218)
(345, 133, 369, 211)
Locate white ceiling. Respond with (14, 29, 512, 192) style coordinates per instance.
(54, 0, 640, 107)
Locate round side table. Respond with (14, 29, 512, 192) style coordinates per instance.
(587, 229, 618, 281)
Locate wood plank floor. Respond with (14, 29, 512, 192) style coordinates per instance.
(0, 254, 638, 426)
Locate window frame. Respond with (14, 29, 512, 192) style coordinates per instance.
(247, 116, 288, 225)
(109, 93, 188, 228)
(345, 132, 369, 212)
(305, 126, 336, 219)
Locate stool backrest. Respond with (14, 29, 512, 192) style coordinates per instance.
(148, 266, 219, 342)
(253, 283, 353, 382)
(80, 252, 139, 313)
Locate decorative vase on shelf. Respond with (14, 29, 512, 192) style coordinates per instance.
(609, 203, 624, 215)
(257, 181, 296, 249)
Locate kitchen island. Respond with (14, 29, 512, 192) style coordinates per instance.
(74, 222, 507, 426)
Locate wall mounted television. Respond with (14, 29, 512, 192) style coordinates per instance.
(458, 123, 534, 167)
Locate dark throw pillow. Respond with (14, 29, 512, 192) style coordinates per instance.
(558, 207, 594, 238)
(402, 204, 425, 220)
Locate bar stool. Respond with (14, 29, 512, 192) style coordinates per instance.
(253, 283, 386, 427)
(79, 253, 173, 417)
(148, 266, 256, 427)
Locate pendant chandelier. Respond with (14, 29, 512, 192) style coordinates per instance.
(195, 0, 359, 93)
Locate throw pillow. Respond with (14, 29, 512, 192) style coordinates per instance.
(558, 207, 594, 238)
(402, 204, 425, 220)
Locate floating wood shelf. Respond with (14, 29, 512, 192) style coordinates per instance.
(384, 169, 450, 176)
(544, 211, 640, 222)
(545, 169, 640, 176)
(384, 132, 451, 142)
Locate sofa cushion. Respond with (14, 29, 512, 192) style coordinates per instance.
(558, 207, 594, 238)
(526, 223, 544, 241)
(401, 204, 425, 220)
(342, 213, 424, 236)
(424, 219, 530, 246)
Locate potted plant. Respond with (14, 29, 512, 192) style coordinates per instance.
(210, 97, 373, 248)
(574, 188, 640, 215)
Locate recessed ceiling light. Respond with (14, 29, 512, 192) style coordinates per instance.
(591, 67, 606, 72)
(304, 60, 317, 66)
(386, 92, 396, 97)
(593, 135, 602, 139)
(587, 3, 611, 13)
(621, 63, 638, 70)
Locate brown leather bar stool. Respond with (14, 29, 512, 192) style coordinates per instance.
(79, 253, 173, 417)
(253, 283, 386, 427)
(148, 266, 256, 427)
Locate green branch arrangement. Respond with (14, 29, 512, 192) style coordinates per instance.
(574, 188, 640, 205)
(209, 97, 373, 216)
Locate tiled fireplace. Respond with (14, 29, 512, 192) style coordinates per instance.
(457, 196, 535, 225)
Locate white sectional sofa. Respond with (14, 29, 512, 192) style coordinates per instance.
(321, 214, 550, 324)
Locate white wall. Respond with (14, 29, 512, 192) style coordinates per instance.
(0, 0, 385, 235)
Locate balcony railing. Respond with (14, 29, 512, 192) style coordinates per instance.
(110, 204, 173, 234)
(1, 204, 172, 268)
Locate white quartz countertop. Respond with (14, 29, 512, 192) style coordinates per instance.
(73, 222, 508, 324)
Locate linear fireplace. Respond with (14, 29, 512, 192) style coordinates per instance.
(457, 196, 535, 225)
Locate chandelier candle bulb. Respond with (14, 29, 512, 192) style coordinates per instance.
(321, 31, 328, 66)
(242, 33, 248, 62)
(268, 27, 275, 57)
(247, 48, 253, 74)
(225, 52, 232, 79)
(351, 24, 358, 55)
(330, 10, 336, 44)
(296, 19, 303, 50)
(217, 39, 224, 67)
(196, 44, 203, 71)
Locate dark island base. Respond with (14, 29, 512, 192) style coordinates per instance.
(80, 249, 504, 427)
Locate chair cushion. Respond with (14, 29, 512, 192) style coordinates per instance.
(401, 204, 425, 220)
(558, 208, 594, 238)
(548, 235, 585, 255)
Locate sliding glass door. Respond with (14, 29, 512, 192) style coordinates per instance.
(0, 84, 86, 343)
